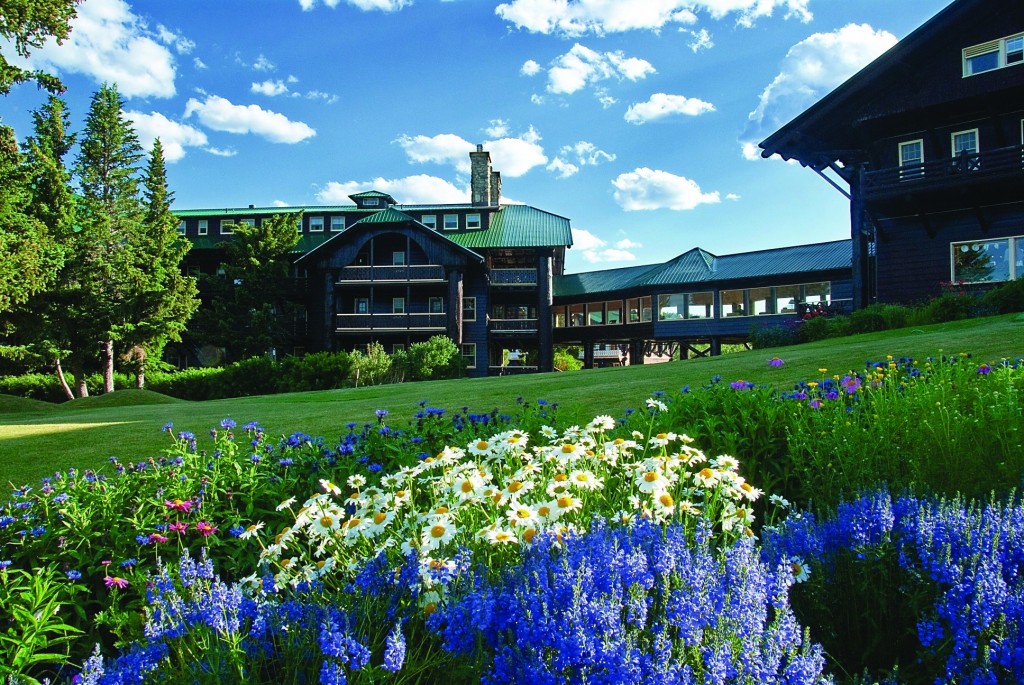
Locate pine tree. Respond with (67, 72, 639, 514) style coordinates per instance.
(0, 0, 78, 94)
(75, 83, 147, 393)
(119, 138, 199, 388)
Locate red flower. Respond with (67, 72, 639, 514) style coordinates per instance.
(195, 521, 217, 537)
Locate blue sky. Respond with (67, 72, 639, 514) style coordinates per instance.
(2, 0, 951, 273)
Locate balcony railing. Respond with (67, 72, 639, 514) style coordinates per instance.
(335, 313, 447, 331)
(864, 144, 1024, 197)
(489, 318, 538, 333)
(490, 268, 538, 286)
(336, 265, 445, 283)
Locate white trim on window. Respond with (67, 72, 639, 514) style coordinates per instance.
(898, 139, 924, 179)
(466, 213, 481, 229)
(220, 220, 233, 234)
(392, 297, 405, 314)
(443, 214, 458, 231)
(421, 214, 437, 230)
(177, 221, 186, 235)
(963, 33, 1024, 76)
(331, 216, 345, 232)
(429, 297, 444, 314)
(461, 343, 477, 369)
(392, 251, 406, 266)
(951, 236, 1022, 284)
(309, 216, 324, 232)
(462, 296, 477, 321)
(364, 198, 380, 207)
(198, 219, 208, 236)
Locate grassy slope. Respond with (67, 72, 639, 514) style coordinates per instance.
(1, 314, 1021, 487)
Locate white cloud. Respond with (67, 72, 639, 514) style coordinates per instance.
(571, 228, 606, 250)
(12, 0, 176, 98)
(530, 93, 546, 105)
(616, 238, 642, 249)
(287, 75, 300, 84)
(124, 111, 208, 162)
(299, 0, 413, 10)
(612, 168, 720, 210)
(272, 200, 290, 207)
(155, 25, 195, 54)
(521, 59, 541, 76)
(547, 158, 579, 178)
(496, 0, 810, 36)
(725, 193, 740, 200)
(253, 54, 276, 72)
(396, 128, 548, 178)
(571, 229, 639, 263)
(744, 23, 896, 148)
(193, 57, 208, 70)
(252, 79, 289, 96)
(685, 28, 714, 52)
(485, 119, 510, 138)
(624, 93, 715, 124)
(741, 141, 761, 161)
(206, 147, 237, 157)
(546, 43, 655, 95)
(595, 88, 617, 108)
(306, 90, 339, 103)
(395, 133, 476, 172)
(184, 95, 316, 143)
(317, 175, 467, 204)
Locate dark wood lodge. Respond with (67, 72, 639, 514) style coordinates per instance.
(760, 0, 1024, 307)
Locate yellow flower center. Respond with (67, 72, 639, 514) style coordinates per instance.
(319, 515, 334, 528)
(476, 440, 489, 450)
(430, 525, 447, 538)
(659, 493, 674, 507)
(554, 473, 568, 482)
(523, 528, 537, 543)
(538, 505, 551, 517)
(374, 512, 387, 525)
(561, 443, 576, 454)
(508, 481, 523, 493)
(461, 481, 474, 493)
(435, 506, 449, 514)
(656, 433, 668, 440)
(557, 496, 573, 508)
(644, 471, 659, 482)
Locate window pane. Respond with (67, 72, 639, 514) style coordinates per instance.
(686, 292, 714, 319)
(1007, 36, 1023, 65)
(658, 294, 685, 321)
(570, 304, 585, 327)
(606, 301, 622, 325)
(953, 131, 978, 155)
(953, 240, 1011, 283)
(393, 297, 405, 313)
(1015, 238, 1024, 279)
(802, 282, 831, 305)
(627, 298, 640, 323)
(967, 50, 999, 74)
(750, 287, 773, 315)
(641, 297, 652, 322)
(720, 289, 746, 317)
(776, 285, 800, 314)
(588, 303, 604, 325)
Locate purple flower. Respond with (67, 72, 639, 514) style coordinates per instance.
(768, 357, 785, 367)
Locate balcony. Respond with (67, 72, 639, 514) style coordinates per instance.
(863, 144, 1024, 205)
(335, 313, 447, 332)
(336, 265, 445, 283)
(489, 318, 538, 334)
(490, 268, 537, 286)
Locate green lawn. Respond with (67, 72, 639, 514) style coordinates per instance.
(1, 313, 1022, 487)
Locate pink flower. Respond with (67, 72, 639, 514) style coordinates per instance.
(100, 560, 111, 566)
(164, 498, 193, 513)
(104, 576, 129, 589)
(168, 521, 188, 534)
(195, 521, 217, 537)
(149, 533, 169, 544)
(768, 357, 785, 368)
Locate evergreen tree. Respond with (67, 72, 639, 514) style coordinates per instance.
(0, 0, 78, 94)
(118, 138, 199, 388)
(193, 212, 301, 360)
(74, 83, 147, 393)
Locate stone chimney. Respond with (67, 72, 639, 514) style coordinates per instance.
(470, 144, 491, 207)
(490, 170, 501, 207)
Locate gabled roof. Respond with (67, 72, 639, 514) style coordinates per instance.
(295, 207, 483, 265)
(175, 206, 304, 218)
(349, 190, 393, 199)
(446, 204, 572, 249)
(553, 240, 851, 298)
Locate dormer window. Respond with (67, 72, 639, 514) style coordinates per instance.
(364, 198, 380, 207)
(963, 34, 1024, 76)
(466, 213, 482, 229)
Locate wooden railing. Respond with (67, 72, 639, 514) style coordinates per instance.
(489, 318, 538, 333)
(336, 265, 445, 282)
(335, 313, 447, 331)
(864, 144, 1024, 195)
(490, 268, 537, 286)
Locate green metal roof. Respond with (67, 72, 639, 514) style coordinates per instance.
(350, 190, 393, 198)
(554, 239, 851, 298)
(447, 205, 572, 249)
(354, 207, 417, 224)
(174, 206, 304, 218)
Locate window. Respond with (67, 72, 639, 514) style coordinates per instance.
(220, 220, 233, 235)
(687, 292, 714, 319)
(429, 297, 444, 314)
(392, 297, 405, 314)
(775, 285, 800, 315)
(309, 216, 324, 232)
(640, 296, 652, 323)
(296, 217, 303, 233)
(569, 303, 586, 327)
(461, 343, 477, 369)
(963, 34, 1024, 76)
(587, 303, 604, 326)
(331, 216, 345, 232)
(750, 287, 773, 315)
(802, 282, 831, 306)
(364, 198, 380, 207)
(720, 289, 745, 317)
(952, 129, 980, 171)
(393, 251, 406, 266)
(466, 213, 481, 229)
(443, 214, 458, 230)
(657, 294, 685, 321)
(354, 297, 369, 314)
(606, 301, 622, 325)
(553, 307, 567, 328)
(899, 140, 924, 179)
(421, 215, 437, 230)
(198, 220, 208, 236)
(177, 221, 186, 235)
(952, 237, 1022, 283)
(462, 296, 476, 321)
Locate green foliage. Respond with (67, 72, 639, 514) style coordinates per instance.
(797, 314, 849, 343)
(553, 346, 583, 371)
(749, 321, 800, 349)
(351, 342, 395, 387)
(0, 0, 78, 94)
(277, 350, 353, 392)
(848, 303, 912, 334)
(983, 278, 1024, 314)
(402, 335, 465, 381)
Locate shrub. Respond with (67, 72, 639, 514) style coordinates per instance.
(848, 303, 910, 334)
(749, 321, 800, 348)
(351, 342, 394, 386)
(148, 367, 224, 401)
(404, 335, 464, 381)
(983, 278, 1024, 314)
(552, 347, 583, 371)
(919, 291, 982, 323)
(797, 315, 852, 342)
(278, 351, 354, 392)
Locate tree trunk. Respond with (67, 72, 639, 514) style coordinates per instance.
(103, 339, 115, 393)
(54, 357, 74, 401)
(135, 346, 146, 389)
(71, 355, 88, 398)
